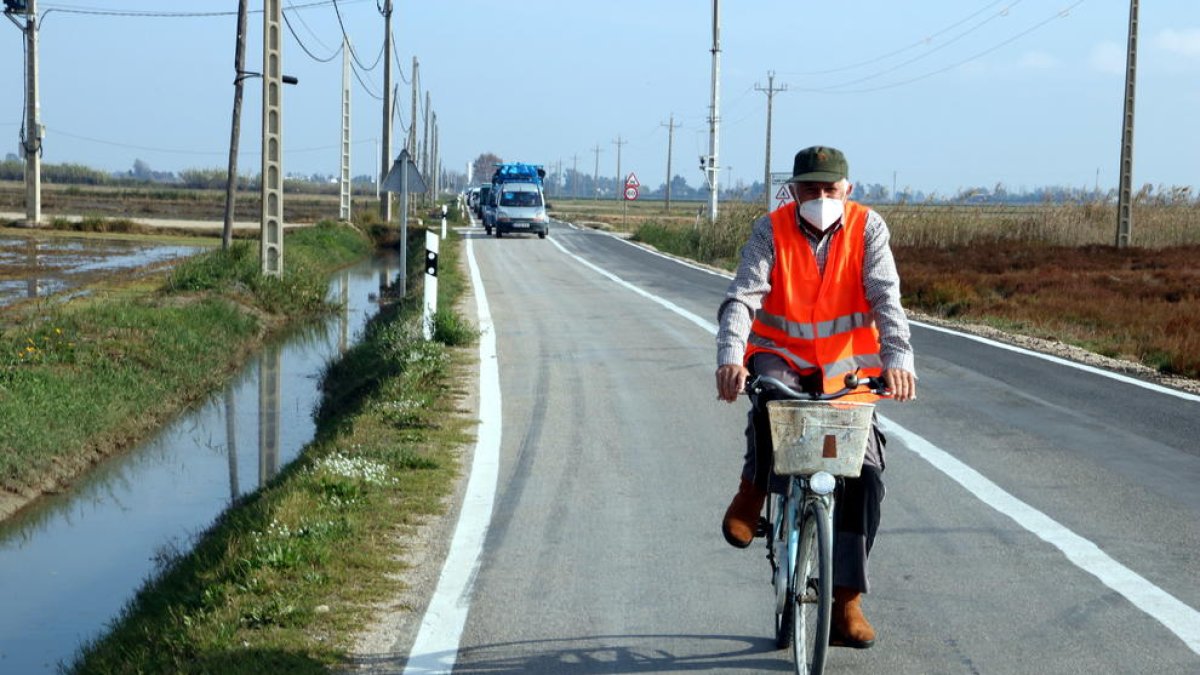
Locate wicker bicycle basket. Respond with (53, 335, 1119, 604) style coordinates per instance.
(766, 399, 875, 477)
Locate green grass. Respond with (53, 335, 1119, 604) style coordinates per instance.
(0, 222, 370, 492)
(66, 225, 475, 674)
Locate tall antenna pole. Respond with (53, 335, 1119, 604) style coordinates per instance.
(706, 0, 721, 223)
(1115, 0, 1138, 248)
(339, 35, 352, 221)
(661, 114, 678, 212)
(612, 135, 626, 202)
(260, 0, 283, 276)
(379, 0, 393, 222)
(756, 71, 786, 213)
(19, 0, 41, 227)
(221, 0, 249, 248)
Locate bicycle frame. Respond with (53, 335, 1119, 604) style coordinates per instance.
(751, 372, 886, 674)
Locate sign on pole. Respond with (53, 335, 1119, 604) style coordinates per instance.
(625, 172, 640, 188)
(624, 185, 639, 201)
(770, 171, 794, 212)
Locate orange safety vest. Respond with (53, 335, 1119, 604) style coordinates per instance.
(744, 200, 883, 402)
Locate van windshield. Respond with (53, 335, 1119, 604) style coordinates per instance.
(500, 190, 542, 207)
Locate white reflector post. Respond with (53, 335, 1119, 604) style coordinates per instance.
(423, 231, 439, 340)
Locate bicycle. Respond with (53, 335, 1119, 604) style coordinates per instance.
(746, 372, 889, 675)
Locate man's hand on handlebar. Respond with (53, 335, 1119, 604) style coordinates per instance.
(884, 368, 917, 402)
(716, 363, 748, 403)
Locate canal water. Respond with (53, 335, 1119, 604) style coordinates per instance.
(0, 252, 404, 672)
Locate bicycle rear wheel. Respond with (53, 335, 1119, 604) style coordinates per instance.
(792, 499, 832, 675)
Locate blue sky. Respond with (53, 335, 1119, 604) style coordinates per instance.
(2, 1, 1197, 196)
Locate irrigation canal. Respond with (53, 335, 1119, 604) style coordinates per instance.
(0, 251, 404, 672)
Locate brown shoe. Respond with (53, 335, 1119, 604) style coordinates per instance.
(829, 586, 875, 648)
(721, 478, 766, 548)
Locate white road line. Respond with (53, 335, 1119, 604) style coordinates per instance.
(883, 419, 1200, 655)
(551, 234, 1200, 656)
(547, 236, 717, 334)
(403, 235, 502, 674)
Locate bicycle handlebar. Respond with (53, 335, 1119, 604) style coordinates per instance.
(746, 372, 890, 401)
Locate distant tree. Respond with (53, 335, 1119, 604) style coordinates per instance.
(131, 158, 152, 180)
(472, 152, 502, 185)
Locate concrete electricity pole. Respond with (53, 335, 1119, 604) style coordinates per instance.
(379, 0, 393, 222)
(661, 114, 678, 212)
(10, 0, 41, 226)
(260, 0, 284, 277)
(221, 0, 249, 248)
(408, 57, 418, 157)
(612, 135, 626, 202)
(592, 144, 602, 200)
(339, 35, 352, 221)
(756, 71, 786, 213)
(1115, 0, 1138, 248)
(571, 154, 579, 198)
(706, 0, 721, 223)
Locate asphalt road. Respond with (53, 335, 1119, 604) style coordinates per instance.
(407, 217, 1200, 674)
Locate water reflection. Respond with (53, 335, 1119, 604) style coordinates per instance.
(0, 253, 400, 672)
(0, 234, 204, 308)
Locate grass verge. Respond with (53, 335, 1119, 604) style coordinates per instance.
(65, 223, 477, 674)
(0, 222, 371, 507)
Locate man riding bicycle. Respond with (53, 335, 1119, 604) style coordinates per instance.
(715, 145, 917, 649)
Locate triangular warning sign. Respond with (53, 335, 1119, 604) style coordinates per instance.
(625, 172, 640, 187)
(775, 185, 792, 200)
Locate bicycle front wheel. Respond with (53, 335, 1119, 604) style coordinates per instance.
(792, 499, 832, 675)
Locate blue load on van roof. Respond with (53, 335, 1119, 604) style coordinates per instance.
(491, 162, 546, 186)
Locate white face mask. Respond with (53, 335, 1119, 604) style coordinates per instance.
(797, 197, 845, 231)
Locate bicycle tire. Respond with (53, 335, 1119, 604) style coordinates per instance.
(792, 498, 832, 675)
(771, 493, 793, 649)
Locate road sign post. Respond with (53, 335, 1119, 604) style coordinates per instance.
(770, 171, 793, 213)
(623, 172, 639, 227)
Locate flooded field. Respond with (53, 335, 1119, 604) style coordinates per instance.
(0, 253, 401, 672)
(0, 233, 204, 308)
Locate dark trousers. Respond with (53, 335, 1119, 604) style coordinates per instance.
(742, 353, 886, 593)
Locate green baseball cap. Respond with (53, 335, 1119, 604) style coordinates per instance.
(788, 146, 849, 183)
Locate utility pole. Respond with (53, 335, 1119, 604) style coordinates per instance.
(706, 0, 721, 223)
(612, 135, 626, 202)
(11, 0, 41, 226)
(379, 0, 393, 222)
(431, 112, 438, 198)
(755, 71, 786, 213)
(260, 0, 284, 276)
(571, 154, 579, 198)
(339, 35, 352, 221)
(1115, 0, 1138, 248)
(408, 57, 418, 157)
(221, 0, 249, 248)
(661, 114, 678, 212)
(592, 144, 603, 200)
(421, 91, 431, 202)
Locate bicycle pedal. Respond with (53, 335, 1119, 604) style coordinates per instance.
(755, 517, 770, 537)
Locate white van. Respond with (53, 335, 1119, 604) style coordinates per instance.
(492, 182, 549, 239)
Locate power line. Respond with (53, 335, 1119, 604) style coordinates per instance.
(332, 0, 385, 72)
(796, 1, 1085, 95)
(281, 8, 342, 63)
(786, 0, 1014, 77)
